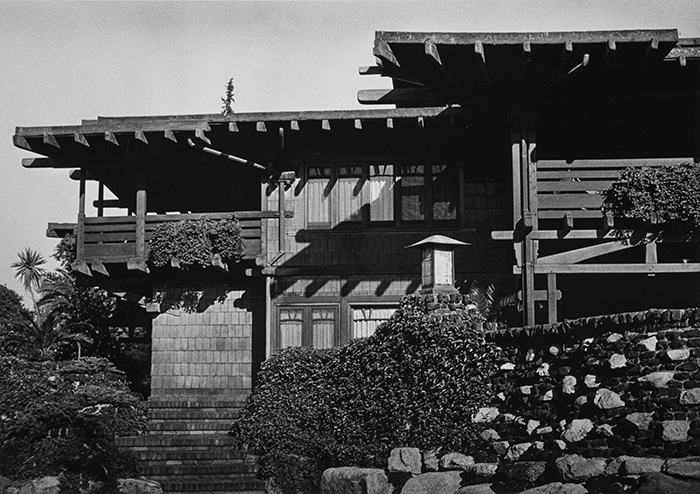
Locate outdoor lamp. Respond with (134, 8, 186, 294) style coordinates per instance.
(406, 235, 470, 295)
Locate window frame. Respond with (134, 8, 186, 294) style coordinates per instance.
(275, 304, 340, 351)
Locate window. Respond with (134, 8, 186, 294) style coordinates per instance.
(277, 306, 338, 350)
(351, 306, 398, 339)
(305, 162, 458, 229)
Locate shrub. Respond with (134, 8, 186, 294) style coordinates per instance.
(0, 356, 147, 482)
(602, 162, 700, 234)
(148, 217, 244, 269)
(232, 295, 502, 492)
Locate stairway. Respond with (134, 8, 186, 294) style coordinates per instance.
(116, 398, 265, 494)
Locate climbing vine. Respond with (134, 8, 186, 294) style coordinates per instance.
(148, 217, 244, 269)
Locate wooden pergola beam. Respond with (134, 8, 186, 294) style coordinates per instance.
(357, 88, 446, 105)
(527, 263, 700, 274)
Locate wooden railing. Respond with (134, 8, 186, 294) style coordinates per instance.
(77, 211, 272, 266)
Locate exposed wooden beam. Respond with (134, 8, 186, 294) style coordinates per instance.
(13, 135, 31, 151)
(127, 258, 149, 274)
(74, 133, 90, 147)
(164, 129, 177, 143)
(519, 42, 531, 81)
(71, 260, 91, 277)
(46, 222, 76, 238)
(229, 122, 239, 132)
(92, 199, 125, 209)
(290, 120, 300, 131)
(537, 157, 695, 169)
(474, 41, 492, 85)
(134, 130, 148, 144)
(357, 88, 446, 105)
(22, 158, 65, 169)
(91, 260, 109, 277)
(537, 239, 639, 265)
(195, 128, 211, 145)
(528, 263, 700, 274)
(105, 132, 119, 146)
(492, 228, 691, 241)
(358, 65, 426, 87)
(43, 132, 60, 148)
(639, 37, 660, 76)
(597, 40, 617, 77)
(354, 119, 362, 130)
(386, 118, 393, 129)
(256, 122, 267, 132)
(211, 254, 228, 273)
(321, 120, 331, 131)
(373, 38, 400, 68)
(558, 40, 574, 75)
(424, 37, 461, 88)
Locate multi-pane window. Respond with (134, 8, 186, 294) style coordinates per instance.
(351, 306, 398, 339)
(305, 162, 458, 228)
(277, 306, 338, 350)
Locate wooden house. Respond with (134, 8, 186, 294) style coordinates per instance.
(13, 29, 700, 404)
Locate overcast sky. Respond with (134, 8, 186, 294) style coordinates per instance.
(1, 0, 699, 302)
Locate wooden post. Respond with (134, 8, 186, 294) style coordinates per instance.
(135, 169, 147, 260)
(97, 180, 105, 217)
(278, 127, 286, 253)
(77, 168, 86, 261)
(547, 273, 558, 324)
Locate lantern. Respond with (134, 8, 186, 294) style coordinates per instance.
(406, 235, 469, 295)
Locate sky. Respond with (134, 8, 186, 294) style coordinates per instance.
(1, 0, 699, 302)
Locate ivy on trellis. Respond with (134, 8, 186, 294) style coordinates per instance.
(602, 162, 700, 237)
(148, 217, 244, 269)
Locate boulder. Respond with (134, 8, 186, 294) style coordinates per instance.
(492, 441, 510, 456)
(464, 463, 498, 482)
(680, 388, 700, 405)
(665, 457, 700, 480)
(562, 376, 577, 394)
(541, 389, 554, 401)
(388, 447, 422, 474)
(667, 349, 691, 361)
(497, 461, 547, 484)
(320, 468, 392, 494)
(479, 429, 500, 442)
(117, 479, 163, 494)
(639, 336, 658, 352)
(423, 449, 440, 472)
(555, 454, 607, 482)
(596, 424, 614, 437)
(561, 419, 593, 443)
(593, 388, 625, 409)
(537, 363, 550, 377)
(583, 375, 600, 388)
(609, 354, 627, 369)
(400, 471, 463, 494)
(607, 333, 623, 343)
(504, 442, 532, 461)
(661, 421, 690, 442)
(621, 456, 666, 475)
(636, 473, 700, 494)
(518, 482, 588, 494)
(638, 371, 675, 388)
(9, 477, 60, 494)
(526, 420, 541, 435)
(625, 412, 654, 431)
(439, 453, 475, 470)
(472, 407, 500, 423)
(455, 484, 497, 494)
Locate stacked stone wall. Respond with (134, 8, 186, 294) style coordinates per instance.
(483, 308, 700, 461)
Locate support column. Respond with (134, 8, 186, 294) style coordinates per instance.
(128, 168, 149, 273)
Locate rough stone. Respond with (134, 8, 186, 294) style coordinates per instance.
(320, 468, 392, 494)
(526, 348, 536, 361)
(562, 375, 577, 394)
(625, 412, 654, 431)
(553, 440, 567, 451)
(584, 375, 600, 388)
(667, 349, 691, 361)
(561, 419, 594, 443)
(680, 388, 700, 405)
(9, 477, 61, 494)
(423, 449, 440, 472)
(536, 426, 553, 435)
(472, 407, 499, 423)
(504, 442, 532, 460)
(574, 395, 588, 407)
(661, 420, 690, 442)
(479, 429, 500, 442)
(388, 448, 422, 474)
(596, 424, 614, 437)
(605, 457, 623, 476)
(527, 419, 541, 435)
(500, 362, 515, 371)
(640, 336, 658, 352)
(117, 479, 163, 494)
(541, 390, 554, 401)
(520, 385, 533, 395)
(464, 463, 498, 482)
(439, 453, 475, 471)
(400, 471, 463, 494)
(518, 482, 588, 494)
(665, 457, 700, 480)
(622, 456, 666, 475)
(607, 333, 623, 343)
(609, 354, 627, 369)
(555, 454, 607, 482)
(594, 388, 625, 409)
(498, 461, 548, 484)
(549, 345, 560, 356)
(455, 484, 497, 494)
(537, 363, 550, 376)
(638, 371, 676, 388)
(492, 441, 510, 456)
(636, 472, 700, 494)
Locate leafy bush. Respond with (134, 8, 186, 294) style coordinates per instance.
(232, 295, 502, 492)
(602, 162, 700, 231)
(0, 356, 147, 482)
(148, 217, 244, 269)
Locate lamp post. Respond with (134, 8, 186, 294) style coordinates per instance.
(406, 235, 470, 295)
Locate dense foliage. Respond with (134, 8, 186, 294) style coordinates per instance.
(0, 357, 147, 486)
(148, 217, 244, 269)
(0, 285, 33, 356)
(602, 162, 700, 234)
(232, 295, 502, 493)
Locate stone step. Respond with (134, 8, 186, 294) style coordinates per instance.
(140, 463, 257, 476)
(156, 478, 265, 493)
(116, 434, 239, 448)
(148, 420, 233, 433)
(131, 449, 250, 463)
(148, 396, 249, 408)
(149, 409, 241, 420)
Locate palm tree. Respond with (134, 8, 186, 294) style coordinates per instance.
(11, 248, 47, 310)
